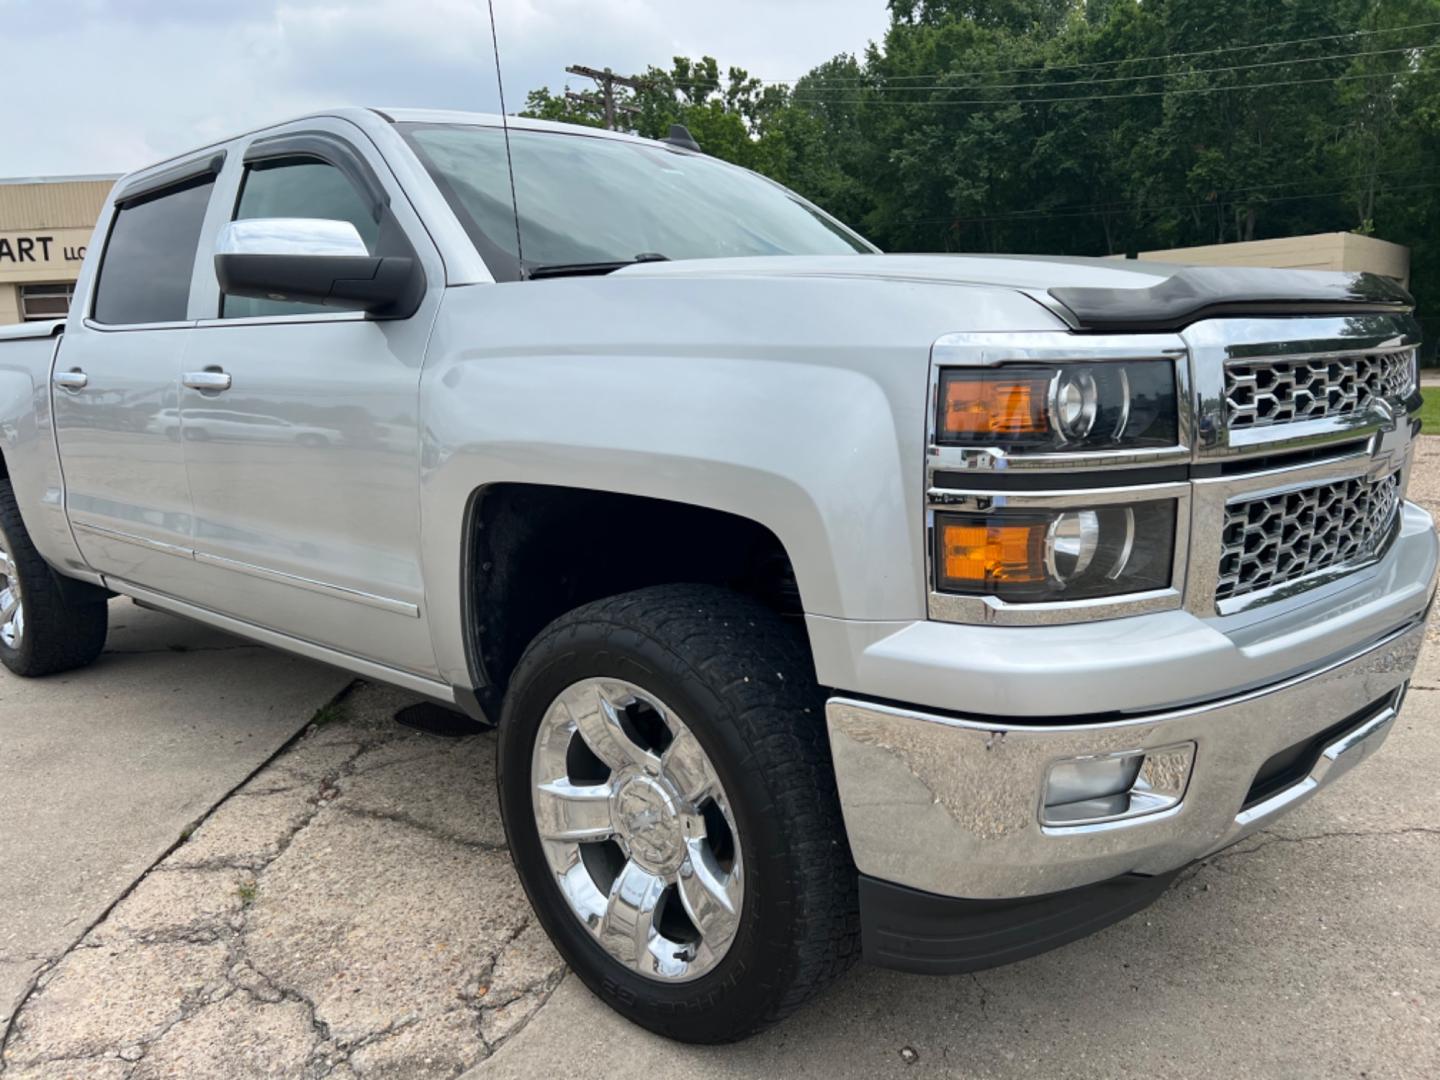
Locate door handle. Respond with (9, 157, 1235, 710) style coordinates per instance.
(183, 370, 232, 392)
(52, 369, 88, 390)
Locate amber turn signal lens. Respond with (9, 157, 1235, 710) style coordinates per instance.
(940, 374, 1050, 440)
(938, 520, 1048, 590)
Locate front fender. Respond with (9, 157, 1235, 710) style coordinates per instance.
(416, 274, 1062, 688)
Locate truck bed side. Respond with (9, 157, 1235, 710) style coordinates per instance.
(0, 321, 93, 580)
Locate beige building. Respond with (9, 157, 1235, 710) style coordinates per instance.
(0, 175, 117, 325)
(1126, 232, 1411, 288)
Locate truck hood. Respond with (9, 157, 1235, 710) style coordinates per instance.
(617, 253, 1413, 333)
(614, 252, 1168, 291)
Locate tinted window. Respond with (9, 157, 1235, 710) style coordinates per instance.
(401, 125, 872, 281)
(92, 176, 214, 325)
(223, 158, 379, 319)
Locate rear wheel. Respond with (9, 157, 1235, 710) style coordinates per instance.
(0, 480, 108, 677)
(497, 585, 858, 1043)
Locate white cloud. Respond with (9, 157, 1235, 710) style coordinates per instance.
(1, 0, 888, 176)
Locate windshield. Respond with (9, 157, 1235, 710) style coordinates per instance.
(399, 123, 874, 281)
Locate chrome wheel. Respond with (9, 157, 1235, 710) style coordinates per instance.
(0, 538, 23, 651)
(531, 677, 743, 982)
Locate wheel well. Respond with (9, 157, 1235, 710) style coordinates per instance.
(465, 484, 805, 713)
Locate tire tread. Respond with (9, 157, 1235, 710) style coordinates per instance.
(501, 584, 859, 1042)
(0, 480, 108, 676)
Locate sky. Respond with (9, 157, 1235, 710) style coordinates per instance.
(3, 0, 891, 178)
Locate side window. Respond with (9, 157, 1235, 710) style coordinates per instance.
(222, 157, 380, 319)
(92, 176, 215, 326)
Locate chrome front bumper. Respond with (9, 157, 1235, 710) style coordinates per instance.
(827, 616, 1426, 900)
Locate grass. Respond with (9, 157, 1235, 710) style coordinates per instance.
(236, 881, 258, 906)
(1419, 387, 1440, 434)
(309, 702, 345, 727)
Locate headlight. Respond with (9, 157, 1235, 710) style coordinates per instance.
(936, 361, 1177, 451)
(934, 500, 1176, 602)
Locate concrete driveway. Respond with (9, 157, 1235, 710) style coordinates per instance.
(2, 444, 1439, 1078)
(0, 604, 350, 1033)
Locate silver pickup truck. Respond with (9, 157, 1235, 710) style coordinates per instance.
(1, 107, 1435, 1043)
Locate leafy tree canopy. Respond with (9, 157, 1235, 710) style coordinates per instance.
(521, 0, 1440, 329)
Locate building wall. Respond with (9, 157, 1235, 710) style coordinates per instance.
(0, 176, 116, 325)
(1129, 231, 1411, 287)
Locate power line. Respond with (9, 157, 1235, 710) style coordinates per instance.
(788, 66, 1421, 107)
(893, 165, 1438, 225)
(746, 17, 1440, 85)
(891, 177, 1440, 228)
(736, 42, 1434, 95)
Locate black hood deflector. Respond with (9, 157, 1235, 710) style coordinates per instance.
(1049, 266, 1413, 334)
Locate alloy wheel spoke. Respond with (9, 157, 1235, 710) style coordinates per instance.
(597, 859, 666, 968)
(572, 683, 661, 775)
(678, 840, 742, 949)
(533, 779, 616, 843)
(0, 587, 16, 622)
(660, 728, 719, 804)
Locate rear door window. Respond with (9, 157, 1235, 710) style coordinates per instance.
(92, 176, 215, 326)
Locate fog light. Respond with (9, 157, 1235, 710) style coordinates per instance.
(1042, 743, 1195, 828)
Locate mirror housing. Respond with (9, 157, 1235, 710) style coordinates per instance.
(214, 218, 423, 318)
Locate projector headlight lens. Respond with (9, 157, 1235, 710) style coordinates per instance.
(935, 500, 1174, 602)
(936, 361, 1176, 451)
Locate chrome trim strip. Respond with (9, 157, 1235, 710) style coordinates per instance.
(1232, 696, 1399, 830)
(104, 577, 450, 699)
(82, 317, 195, 334)
(192, 552, 421, 618)
(69, 521, 419, 618)
(72, 520, 195, 559)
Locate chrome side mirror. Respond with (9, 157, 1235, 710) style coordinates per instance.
(213, 217, 422, 317)
(216, 218, 371, 258)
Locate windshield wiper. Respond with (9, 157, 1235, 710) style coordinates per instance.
(525, 253, 670, 280)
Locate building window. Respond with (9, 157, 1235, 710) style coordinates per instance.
(20, 282, 76, 321)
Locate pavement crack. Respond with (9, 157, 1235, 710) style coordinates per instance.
(0, 681, 361, 1068)
(1205, 825, 1440, 866)
(329, 804, 510, 854)
(969, 972, 991, 1022)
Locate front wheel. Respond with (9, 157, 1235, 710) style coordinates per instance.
(497, 585, 858, 1043)
(0, 479, 108, 676)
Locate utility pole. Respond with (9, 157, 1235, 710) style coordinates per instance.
(566, 65, 643, 129)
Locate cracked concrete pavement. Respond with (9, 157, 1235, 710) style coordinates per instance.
(2, 682, 565, 1079)
(0, 603, 351, 1041)
(3, 441, 1440, 1078)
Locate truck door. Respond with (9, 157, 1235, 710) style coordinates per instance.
(178, 120, 443, 678)
(51, 156, 220, 594)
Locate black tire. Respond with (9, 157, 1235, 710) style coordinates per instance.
(0, 479, 109, 677)
(497, 584, 859, 1044)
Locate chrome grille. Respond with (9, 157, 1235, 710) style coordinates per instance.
(1224, 349, 1415, 429)
(1216, 472, 1402, 601)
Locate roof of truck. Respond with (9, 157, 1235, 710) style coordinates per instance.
(375, 107, 652, 142)
(116, 106, 662, 187)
